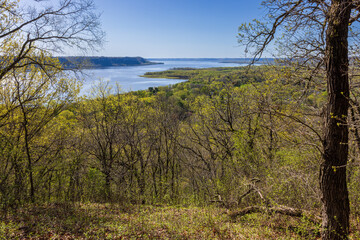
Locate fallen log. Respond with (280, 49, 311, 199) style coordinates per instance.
(229, 205, 321, 224)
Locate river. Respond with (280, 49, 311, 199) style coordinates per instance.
(80, 59, 244, 95)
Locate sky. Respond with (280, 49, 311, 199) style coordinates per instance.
(92, 0, 265, 58)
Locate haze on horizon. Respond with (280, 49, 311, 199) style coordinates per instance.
(91, 0, 266, 58)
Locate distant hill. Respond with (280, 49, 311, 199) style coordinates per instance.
(57, 56, 162, 69)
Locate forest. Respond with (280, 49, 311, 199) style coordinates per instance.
(1, 0, 360, 239)
(1, 63, 360, 239)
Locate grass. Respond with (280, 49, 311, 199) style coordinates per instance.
(0, 203, 358, 239)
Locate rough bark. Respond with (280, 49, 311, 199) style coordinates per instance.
(320, 0, 351, 239)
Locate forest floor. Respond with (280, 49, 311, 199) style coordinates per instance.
(0, 203, 359, 239)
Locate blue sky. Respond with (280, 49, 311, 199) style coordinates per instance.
(92, 0, 265, 58)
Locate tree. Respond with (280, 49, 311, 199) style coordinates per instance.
(79, 83, 123, 201)
(118, 95, 158, 204)
(239, 0, 358, 239)
(149, 94, 182, 203)
(0, 0, 103, 205)
(0, 0, 103, 127)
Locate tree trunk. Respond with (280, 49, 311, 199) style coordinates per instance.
(14, 160, 24, 205)
(23, 116, 35, 203)
(138, 167, 146, 204)
(321, 0, 351, 239)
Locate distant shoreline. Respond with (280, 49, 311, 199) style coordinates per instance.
(56, 57, 276, 70)
(57, 56, 163, 69)
(79, 62, 164, 69)
(148, 58, 275, 62)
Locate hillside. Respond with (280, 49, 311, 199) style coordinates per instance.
(57, 56, 162, 69)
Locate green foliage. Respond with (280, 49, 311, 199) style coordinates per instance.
(84, 168, 106, 202)
(1, 59, 360, 236)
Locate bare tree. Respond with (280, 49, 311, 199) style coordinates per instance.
(0, 0, 104, 100)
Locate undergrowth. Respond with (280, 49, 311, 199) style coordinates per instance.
(0, 203, 358, 239)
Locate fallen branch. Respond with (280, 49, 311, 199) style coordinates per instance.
(238, 178, 263, 205)
(229, 205, 321, 224)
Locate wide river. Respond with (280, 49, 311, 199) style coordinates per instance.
(80, 59, 243, 95)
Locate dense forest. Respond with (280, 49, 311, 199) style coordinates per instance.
(1, 65, 288, 206)
(2, 63, 360, 238)
(2, 0, 360, 238)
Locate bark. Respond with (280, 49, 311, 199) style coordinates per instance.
(19, 101, 35, 203)
(320, 0, 351, 239)
(104, 170, 111, 201)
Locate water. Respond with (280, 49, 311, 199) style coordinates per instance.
(80, 59, 244, 95)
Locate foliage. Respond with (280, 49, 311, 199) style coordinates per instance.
(1, 59, 360, 235)
(1, 0, 360, 238)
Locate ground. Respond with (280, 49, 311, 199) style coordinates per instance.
(0, 203, 359, 239)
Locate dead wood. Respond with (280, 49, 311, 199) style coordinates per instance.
(229, 205, 321, 224)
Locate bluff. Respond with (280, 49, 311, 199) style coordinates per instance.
(57, 56, 161, 69)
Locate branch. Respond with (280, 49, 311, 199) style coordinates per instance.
(245, 0, 304, 63)
(229, 205, 321, 224)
